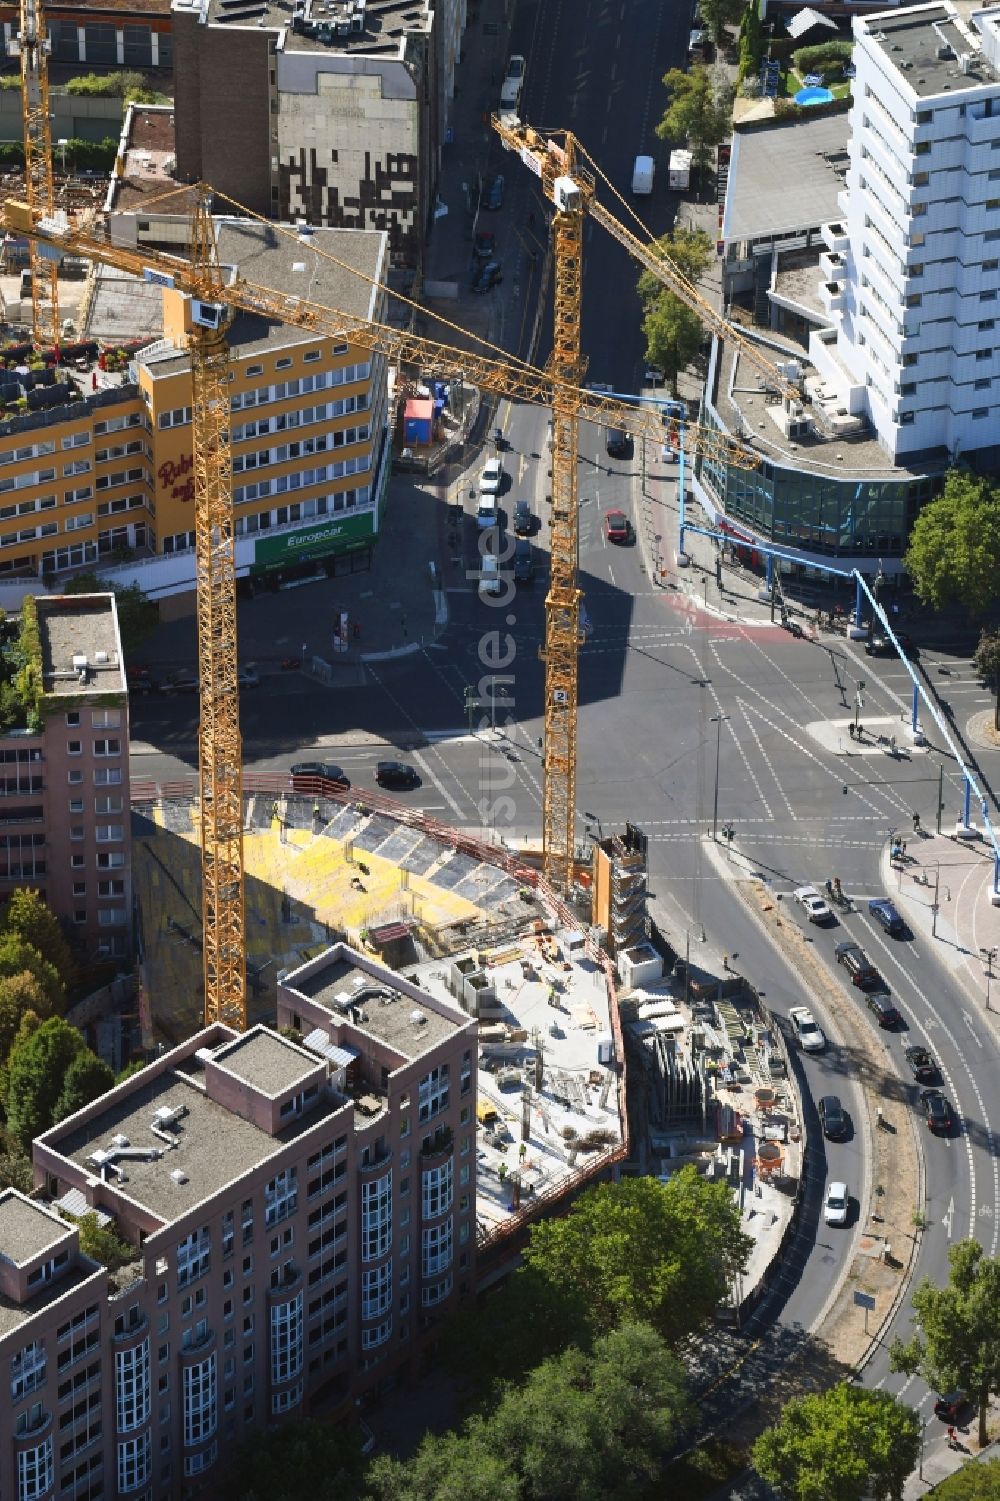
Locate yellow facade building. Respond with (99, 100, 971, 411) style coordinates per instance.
(0, 219, 389, 598)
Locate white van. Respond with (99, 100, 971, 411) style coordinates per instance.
(632, 155, 655, 195)
(500, 77, 521, 109)
(476, 494, 498, 530)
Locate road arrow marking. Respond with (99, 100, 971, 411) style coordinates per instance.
(962, 1012, 983, 1048)
(943, 1197, 955, 1239)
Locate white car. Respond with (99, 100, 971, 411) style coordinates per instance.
(823, 1181, 849, 1226)
(794, 885, 832, 923)
(789, 1006, 825, 1052)
(479, 457, 503, 494)
(478, 555, 502, 597)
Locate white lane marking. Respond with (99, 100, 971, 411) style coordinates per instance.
(735, 697, 795, 822)
(961, 1012, 984, 1048)
(943, 1196, 955, 1239)
(411, 750, 465, 821)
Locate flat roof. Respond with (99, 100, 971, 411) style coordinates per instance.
(85, 263, 165, 343)
(51, 1060, 344, 1224)
(725, 114, 849, 245)
(864, 5, 1000, 96)
(293, 956, 465, 1058)
(213, 1028, 320, 1095)
(110, 105, 199, 218)
(0, 1192, 71, 1267)
(0, 1262, 100, 1341)
(38, 594, 124, 696)
(199, 0, 431, 55)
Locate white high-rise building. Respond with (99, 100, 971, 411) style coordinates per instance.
(815, 2, 1000, 465)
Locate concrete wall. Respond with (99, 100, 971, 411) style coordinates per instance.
(0, 88, 124, 144)
(172, 10, 272, 215)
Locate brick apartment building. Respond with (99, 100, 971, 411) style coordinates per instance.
(0, 592, 132, 963)
(0, 942, 476, 1499)
(0, 217, 389, 594)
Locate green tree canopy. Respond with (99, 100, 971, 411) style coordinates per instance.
(220, 1416, 364, 1501)
(903, 472, 1000, 616)
(0, 968, 55, 1067)
(656, 67, 734, 179)
(74, 1212, 135, 1272)
(0, 1147, 33, 1194)
(926, 1458, 1000, 1499)
(697, 0, 743, 44)
(752, 1384, 920, 1501)
(973, 627, 1000, 731)
(55, 1052, 114, 1124)
(5, 1016, 108, 1150)
(637, 230, 714, 396)
(890, 1239, 1000, 1449)
(0, 932, 64, 1016)
(367, 1433, 518, 1501)
(3, 888, 75, 991)
(522, 1167, 752, 1344)
(443, 1257, 591, 1395)
(637, 227, 713, 304)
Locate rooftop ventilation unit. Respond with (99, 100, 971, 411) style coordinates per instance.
(170, 1168, 188, 1185)
(410, 1009, 427, 1026)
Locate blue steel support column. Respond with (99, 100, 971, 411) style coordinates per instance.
(854, 575, 864, 630)
(912, 682, 920, 736)
(994, 850, 1000, 898)
(678, 433, 686, 558)
(766, 554, 774, 590)
(963, 777, 972, 830)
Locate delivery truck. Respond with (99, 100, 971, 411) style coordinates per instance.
(631, 155, 655, 195)
(669, 149, 692, 190)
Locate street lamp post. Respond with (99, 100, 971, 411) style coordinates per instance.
(711, 714, 729, 841)
(980, 946, 997, 1011)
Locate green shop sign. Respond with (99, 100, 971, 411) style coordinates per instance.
(250, 510, 375, 573)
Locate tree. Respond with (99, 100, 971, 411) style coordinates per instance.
(3, 888, 75, 991)
(656, 67, 734, 182)
(220, 1417, 364, 1501)
(0, 933, 64, 1016)
(890, 1239, 1000, 1450)
(697, 0, 743, 45)
(926, 1458, 1000, 1499)
(752, 1384, 920, 1501)
(367, 1433, 518, 1501)
(903, 471, 1000, 617)
(974, 627, 1000, 731)
(62, 574, 157, 659)
(443, 1258, 590, 1395)
(4, 1016, 109, 1150)
(642, 296, 705, 399)
(0, 969, 55, 1066)
(637, 227, 713, 304)
(0, 1148, 34, 1194)
(74, 1212, 135, 1272)
(522, 1168, 753, 1345)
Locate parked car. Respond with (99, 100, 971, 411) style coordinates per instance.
(823, 1181, 849, 1226)
(869, 897, 906, 937)
(472, 259, 503, 293)
(934, 1391, 968, 1423)
(794, 884, 833, 923)
(483, 174, 505, 210)
(920, 1088, 953, 1133)
(835, 941, 883, 989)
(513, 499, 533, 536)
(168, 670, 199, 694)
(513, 539, 534, 583)
(473, 229, 496, 259)
(604, 509, 631, 543)
(904, 1045, 940, 1084)
(479, 456, 503, 494)
(605, 425, 630, 458)
(866, 630, 917, 659)
(789, 1006, 825, 1052)
(865, 992, 901, 1028)
(290, 761, 349, 788)
(237, 666, 259, 688)
(375, 761, 419, 790)
(479, 555, 502, 597)
(476, 494, 499, 530)
(818, 1095, 848, 1140)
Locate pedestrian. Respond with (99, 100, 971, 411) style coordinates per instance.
(723, 954, 730, 971)
(947, 1426, 957, 1448)
(913, 810, 921, 833)
(902, 841, 907, 858)
(313, 803, 320, 823)
(528, 210, 536, 228)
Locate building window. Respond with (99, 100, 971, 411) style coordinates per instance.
(182, 1353, 217, 1446)
(11, 1340, 46, 1400)
(67, 740, 82, 756)
(271, 1382, 303, 1415)
(17, 1437, 53, 1501)
(417, 1064, 449, 1123)
(361, 1318, 391, 1351)
(176, 1226, 210, 1288)
(183, 1441, 217, 1477)
(361, 1261, 392, 1322)
(264, 1168, 297, 1227)
(270, 1292, 303, 1385)
(361, 1171, 392, 1262)
(422, 1274, 454, 1308)
(115, 1337, 150, 1433)
(117, 1431, 151, 1494)
(421, 1217, 453, 1279)
(421, 1157, 453, 1219)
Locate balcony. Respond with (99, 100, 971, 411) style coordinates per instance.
(821, 221, 848, 255)
(819, 251, 845, 283)
(419, 1127, 453, 1162)
(357, 1145, 393, 1176)
(820, 281, 846, 314)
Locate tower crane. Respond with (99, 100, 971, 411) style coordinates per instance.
(2, 192, 759, 1029)
(10, 0, 59, 349)
(492, 118, 802, 892)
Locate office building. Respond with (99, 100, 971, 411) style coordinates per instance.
(809, 2, 1000, 468)
(0, 592, 132, 962)
(0, 942, 475, 1499)
(172, 0, 465, 268)
(0, 217, 389, 596)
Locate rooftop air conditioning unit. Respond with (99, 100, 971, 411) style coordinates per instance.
(170, 1169, 188, 1185)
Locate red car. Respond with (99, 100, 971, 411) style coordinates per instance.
(604, 509, 630, 543)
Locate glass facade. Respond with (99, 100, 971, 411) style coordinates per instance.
(697, 408, 940, 560)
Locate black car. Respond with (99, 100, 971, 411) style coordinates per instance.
(835, 941, 883, 990)
(513, 539, 534, 583)
(920, 1088, 953, 1133)
(866, 630, 917, 659)
(290, 761, 350, 788)
(375, 760, 419, 790)
(513, 499, 533, 537)
(473, 229, 496, 259)
(818, 1094, 848, 1140)
(934, 1390, 968, 1422)
(605, 426, 630, 458)
(904, 1045, 940, 1083)
(471, 259, 502, 293)
(868, 898, 906, 937)
(865, 992, 901, 1028)
(167, 670, 199, 694)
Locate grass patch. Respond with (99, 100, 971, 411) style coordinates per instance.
(661, 1438, 750, 1501)
(786, 67, 852, 99)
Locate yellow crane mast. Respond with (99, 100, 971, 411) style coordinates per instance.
(3, 193, 759, 1028)
(12, 0, 58, 349)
